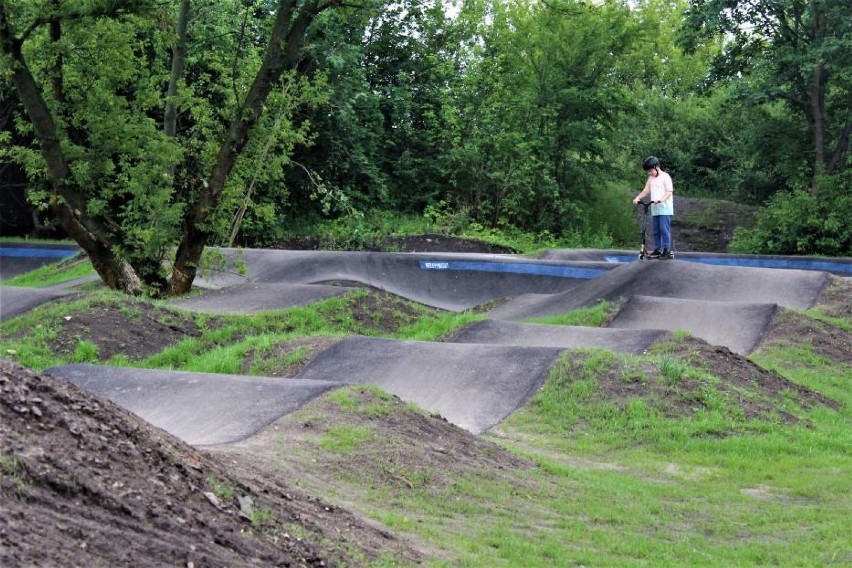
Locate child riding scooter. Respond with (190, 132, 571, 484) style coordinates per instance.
(632, 156, 674, 259)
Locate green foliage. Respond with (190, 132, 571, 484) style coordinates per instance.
(279, 209, 619, 254)
(1, 0, 341, 294)
(679, 0, 851, 191)
(72, 340, 99, 363)
(729, 175, 852, 256)
(4, 0, 844, 286)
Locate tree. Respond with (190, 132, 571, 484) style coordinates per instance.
(679, 0, 851, 195)
(0, 0, 343, 296)
(444, 0, 637, 238)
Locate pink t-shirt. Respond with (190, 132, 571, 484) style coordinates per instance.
(648, 170, 673, 216)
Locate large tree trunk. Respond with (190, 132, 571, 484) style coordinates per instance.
(169, 0, 334, 295)
(808, 61, 826, 197)
(0, 4, 143, 294)
(164, 0, 190, 139)
(826, 101, 851, 175)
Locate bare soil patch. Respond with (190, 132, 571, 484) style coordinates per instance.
(1, 359, 420, 567)
(671, 196, 759, 253)
(758, 306, 852, 366)
(48, 300, 201, 361)
(381, 234, 516, 254)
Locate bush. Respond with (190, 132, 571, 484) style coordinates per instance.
(729, 173, 852, 256)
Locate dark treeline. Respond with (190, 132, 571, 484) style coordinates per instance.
(1, 0, 849, 295)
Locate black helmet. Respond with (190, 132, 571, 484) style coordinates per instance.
(642, 156, 660, 170)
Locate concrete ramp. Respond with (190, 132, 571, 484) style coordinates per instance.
(45, 364, 340, 445)
(171, 282, 354, 314)
(609, 296, 778, 355)
(195, 249, 610, 311)
(0, 286, 74, 321)
(450, 320, 666, 354)
(295, 336, 563, 434)
(490, 261, 830, 320)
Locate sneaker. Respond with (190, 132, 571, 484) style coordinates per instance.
(648, 249, 662, 258)
(660, 249, 673, 259)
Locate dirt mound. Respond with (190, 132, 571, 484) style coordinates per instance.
(560, 335, 838, 427)
(18, 290, 441, 370)
(810, 276, 852, 321)
(210, 386, 532, 504)
(47, 300, 202, 361)
(672, 196, 759, 253)
(0, 359, 419, 566)
(758, 306, 852, 365)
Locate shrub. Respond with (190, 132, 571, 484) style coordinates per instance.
(729, 173, 851, 256)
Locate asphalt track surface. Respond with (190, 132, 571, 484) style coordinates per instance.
(45, 364, 339, 445)
(0, 285, 75, 321)
(3, 246, 849, 445)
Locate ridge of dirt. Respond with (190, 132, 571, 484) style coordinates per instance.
(326, 290, 445, 335)
(561, 335, 839, 427)
(241, 336, 341, 377)
(208, 387, 532, 526)
(275, 199, 757, 255)
(46, 299, 202, 361)
(756, 306, 852, 366)
(809, 276, 852, 320)
(0, 359, 422, 567)
(659, 335, 840, 410)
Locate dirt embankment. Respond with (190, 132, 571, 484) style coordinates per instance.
(0, 359, 422, 567)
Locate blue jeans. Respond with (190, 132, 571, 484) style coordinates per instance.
(653, 215, 672, 250)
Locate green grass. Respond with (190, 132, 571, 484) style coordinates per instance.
(0, 287, 477, 372)
(296, 327, 850, 566)
(72, 339, 100, 363)
(522, 301, 614, 327)
(804, 310, 852, 332)
(1, 455, 26, 491)
(330, 342, 850, 567)
(327, 387, 401, 417)
(319, 424, 375, 453)
(400, 311, 484, 341)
